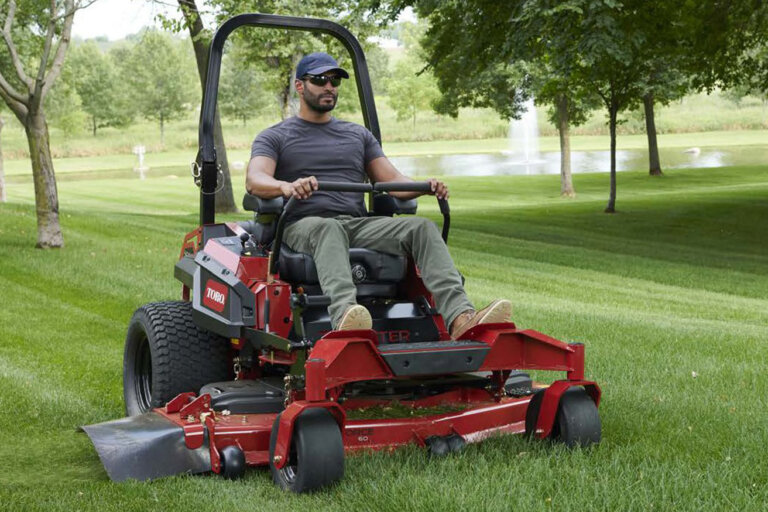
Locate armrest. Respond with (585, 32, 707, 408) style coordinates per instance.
(372, 194, 418, 216)
(242, 194, 284, 214)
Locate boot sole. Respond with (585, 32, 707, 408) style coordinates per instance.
(452, 299, 512, 339)
(338, 305, 372, 330)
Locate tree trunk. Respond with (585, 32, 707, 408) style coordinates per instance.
(179, 0, 236, 213)
(556, 95, 575, 197)
(0, 116, 5, 203)
(212, 108, 237, 212)
(280, 85, 292, 120)
(605, 104, 618, 213)
(92, 116, 97, 136)
(644, 93, 662, 176)
(26, 111, 63, 247)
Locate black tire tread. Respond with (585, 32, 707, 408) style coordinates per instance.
(556, 387, 601, 447)
(269, 409, 345, 493)
(124, 301, 231, 414)
(525, 387, 601, 447)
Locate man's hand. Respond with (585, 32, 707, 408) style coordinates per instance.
(280, 176, 318, 199)
(427, 178, 449, 200)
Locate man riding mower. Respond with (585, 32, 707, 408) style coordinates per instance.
(83, 13, 601, 493)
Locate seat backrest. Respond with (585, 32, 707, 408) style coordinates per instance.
(240, 195, 285, 248)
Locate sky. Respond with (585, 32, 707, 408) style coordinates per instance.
(72, 0, 415, 41)
(72, 0, 183, 40)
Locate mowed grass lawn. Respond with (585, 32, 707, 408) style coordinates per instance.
(1, 165, 767, 510)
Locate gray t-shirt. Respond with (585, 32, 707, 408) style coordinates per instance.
(251, 116, 385, 223)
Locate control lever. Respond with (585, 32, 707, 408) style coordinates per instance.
(239, 232, 257, 255)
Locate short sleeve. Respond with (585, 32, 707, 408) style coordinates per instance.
(362, 128, 385, 164)
(250, 128, 281, 161)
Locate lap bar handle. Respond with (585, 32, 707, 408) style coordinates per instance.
(271, 181, 450, 274)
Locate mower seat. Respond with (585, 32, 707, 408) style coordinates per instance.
(279, 245, 407, 297)
(241, 193, 412, 298)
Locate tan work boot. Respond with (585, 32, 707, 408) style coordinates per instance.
(337, 304, 373, 330)
(450, 299, 512, 339)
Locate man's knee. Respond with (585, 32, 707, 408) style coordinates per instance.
(286, 217, 347, 253)
(402, 216, 440, 238)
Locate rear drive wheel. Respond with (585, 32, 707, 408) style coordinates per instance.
(269, 409, 345, 493)
(525, 387, 601, 447)
(123, 301, 231, 415)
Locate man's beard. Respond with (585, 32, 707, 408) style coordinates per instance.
(303, 88, 337, 112)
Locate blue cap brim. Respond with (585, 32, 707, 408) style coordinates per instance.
(304, 65, 350, 79)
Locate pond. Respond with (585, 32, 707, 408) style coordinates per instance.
(391, 145, 768, 177)
(6, 144, 766, 184)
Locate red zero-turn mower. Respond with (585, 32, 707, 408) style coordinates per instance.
(83, 13, 602, 493)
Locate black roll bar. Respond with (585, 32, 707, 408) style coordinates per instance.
(198, 13, 381, 225)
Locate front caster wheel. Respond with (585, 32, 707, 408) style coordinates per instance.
(269, 409, 345, 493)
(525, 387, 601, 447)
(220, 445, 246, 479)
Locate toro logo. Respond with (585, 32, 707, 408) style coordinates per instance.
(203, 279, 228, 313)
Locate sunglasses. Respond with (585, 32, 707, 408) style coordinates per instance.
(302, 74, 343, 87)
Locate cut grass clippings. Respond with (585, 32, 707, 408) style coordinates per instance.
(1, 165, 767, 510)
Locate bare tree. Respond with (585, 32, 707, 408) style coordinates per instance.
(0, 0, 92, 247)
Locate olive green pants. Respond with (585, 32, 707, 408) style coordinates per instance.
(283, 215, 473, 329)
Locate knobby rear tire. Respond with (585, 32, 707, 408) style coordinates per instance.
(123, 301, 231, 416)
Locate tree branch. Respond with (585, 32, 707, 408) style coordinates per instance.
(0, 67, 28, 104)
(0, 1, 34, 91)
(51, 0, 99, 22)
(153, 0, 183, 9)
(0, 77, 29, 121)
(34, 0, 58, 101)
(41, 0, 75, 99)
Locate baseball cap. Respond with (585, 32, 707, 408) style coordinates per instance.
(296, 52, 350, 79)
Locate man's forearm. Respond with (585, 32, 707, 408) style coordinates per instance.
(246, 171, 286, 198)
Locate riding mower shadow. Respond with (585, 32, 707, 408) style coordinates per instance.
(82, 13, 602, 493)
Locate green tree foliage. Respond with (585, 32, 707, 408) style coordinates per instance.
(536, 0, 648, 212)
(679, 0, 768, 91)
(122, 30, 196, 145)
(209, 0, 386, 119)
(621, 2, 691, 176)
(366, 44, 391, 96)
(725, 42, 768, 112)
(382, 3, 594, 197)
(219, 47, 274, 125)
(383, 21, 438, 129)
(44, 62, 86, 137)
(371, 3, 530, 121)
(388, 52, 439, 129)
(375, 0, 767, 207)
(67, 42, 133, 135)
